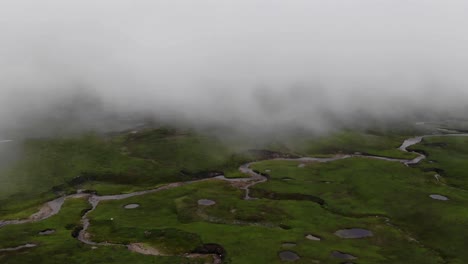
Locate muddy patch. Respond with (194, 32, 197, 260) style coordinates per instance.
(124, 203, 140, 209)
(252, 189, 325, 205)
(198, 199, 216, 206)
(38, 229, 55, 235)
(279, 250, 300, 262)
(305, 234, 321, 241)
(334, 228, 373, 239)
(430, 194, 449, 201)
(192, 243, 226, 261)
(331, 250, 357, 260)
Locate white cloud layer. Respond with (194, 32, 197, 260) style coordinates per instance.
(1, 0, 467, 134)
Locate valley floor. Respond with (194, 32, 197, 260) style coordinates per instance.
(1, 126, 468, 263)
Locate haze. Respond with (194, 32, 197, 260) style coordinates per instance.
(1, 0, 468, 136)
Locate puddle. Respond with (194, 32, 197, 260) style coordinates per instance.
(124, 203, 140, 209)
(298, 164, 305, 168)
(198, 199, 216, 206)
(334, 228, 373, 238)
(38, 229, 55, 235)
(429, 194, 449, 201)
(305, 234, 321, 241)
(331, 250, 357, 260)
(279, 251, 300, 262)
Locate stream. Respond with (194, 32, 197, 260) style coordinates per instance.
(1, 132, 468, 258)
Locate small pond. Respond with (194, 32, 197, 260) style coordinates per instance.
(331, 250, 357, 260)
(429, 194, 449, 201)
(334, 228, 373, 239)
(198, 199, 216, 206)
(38, 229, 55, 235)
(279, 251, 300, 262)
(305, 234, 321, 241)
(124, 204, 140, 209)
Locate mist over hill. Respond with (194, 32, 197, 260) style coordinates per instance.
(1, 0, 468, 137)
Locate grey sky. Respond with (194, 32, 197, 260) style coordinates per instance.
(1, 0, 467, 133)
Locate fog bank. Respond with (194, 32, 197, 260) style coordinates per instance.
(1, 0, 468, 135)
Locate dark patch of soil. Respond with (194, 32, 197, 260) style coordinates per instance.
(192, 243, 227, 260)
(252, 189, 325, 205)
(334, 228, 373, 238)
(252, 170, 271, 179)
(71, 225, 84, 238)
(279, 224, 292, 230)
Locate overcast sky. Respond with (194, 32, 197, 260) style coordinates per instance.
(1, 0, 467, 134)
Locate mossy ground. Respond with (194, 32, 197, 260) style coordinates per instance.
(1, 128, 467, 263)
(0, 198, 202, 264)
(262, 130, 420, 160)
(0, 128, 253, 218)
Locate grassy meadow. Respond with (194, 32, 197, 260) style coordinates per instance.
(1, 127, 467, 263)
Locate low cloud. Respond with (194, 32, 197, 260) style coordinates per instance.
(1, 0, 467, 136)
